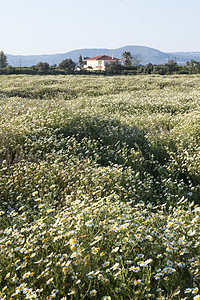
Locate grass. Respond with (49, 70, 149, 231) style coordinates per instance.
(0, 74, 200, 299)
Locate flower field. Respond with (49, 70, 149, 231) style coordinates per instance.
(0, 74, 200, 299)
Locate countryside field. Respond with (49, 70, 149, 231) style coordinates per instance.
(0, 74, 200, 299)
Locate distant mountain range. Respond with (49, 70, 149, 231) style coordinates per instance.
(6, 46, 200, 67)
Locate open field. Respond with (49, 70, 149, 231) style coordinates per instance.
(0, 74, 200, 299)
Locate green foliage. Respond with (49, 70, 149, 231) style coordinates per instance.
(58, 58, 76, 73)
(122, 51, 133, 67)
(0, 50, 8, 68)
(35, 62, 50, 75)
(164, 59, 178, 74)
(186, 60, 200, 74)
(139, 63, 153, 74)
(105, 61, 123, 75)
(78, 55, 84, 67)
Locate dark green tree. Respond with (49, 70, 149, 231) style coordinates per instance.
(59, 59, 76, 73)
(105, 61, 122, 75)
(35, 62, 50, 74)
(138, 63, 153, 74)
(144, 63, 154, 74)
(122, 51, 133, 67)
(152, 65, 166, 75)
(164, 59, 177, 74)
(0, 51, 8, 68)
(79, 55, 84, 67)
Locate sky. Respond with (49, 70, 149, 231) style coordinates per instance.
(1, 0, 200, 55)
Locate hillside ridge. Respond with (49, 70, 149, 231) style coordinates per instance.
(6, 45, 200, 67)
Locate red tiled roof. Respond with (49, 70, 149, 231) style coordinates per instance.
(84, 55, 121, 61)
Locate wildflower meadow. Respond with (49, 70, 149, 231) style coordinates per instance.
(0, 74, 200, 299)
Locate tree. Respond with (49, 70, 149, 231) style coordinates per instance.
(105, 61, 122, 75)
(35, 62, 50, 74)
(144, 63, 154, 74)
(152, 65, 166, 75)
(186, 60, 200, 74)
(0, 51, 8, 68)
(132, 54, 142, 67)
(122, 51, 133, 67)
(79, 55, 84, 67)
(59, 59, 76, 73)
(164, 59, 177, 74)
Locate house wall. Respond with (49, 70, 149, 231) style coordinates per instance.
(84, 59, 121, 71)
(85, 60, 101, 70)
(101, 60, 105, 70)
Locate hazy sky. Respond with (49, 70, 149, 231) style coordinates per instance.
(1, 0, 200, 55)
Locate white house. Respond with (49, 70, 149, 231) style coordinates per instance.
(83, 55, 121, 71)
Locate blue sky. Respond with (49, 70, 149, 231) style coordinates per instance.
(1, 0, 200, 55)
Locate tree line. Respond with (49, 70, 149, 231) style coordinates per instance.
(1, 50, 200, 75)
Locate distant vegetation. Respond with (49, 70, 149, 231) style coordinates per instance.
(0, 75, 200, 299)
(1, 50, 200, 75)
(0, 51, 8, 68)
